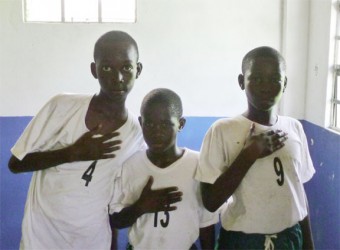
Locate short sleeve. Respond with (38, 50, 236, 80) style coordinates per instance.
(297, 123, 315, 183)
(197, 187, 219, 228)
(11, 94, 89, 160)
(195, 124, 226, 184)
(109, 161, 144, 214)
(109, 176, 126, 214)
(11, 95, 64, 160)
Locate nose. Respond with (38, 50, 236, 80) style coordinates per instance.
(112, 70, 124, 83)
(258, 78, 272, 93)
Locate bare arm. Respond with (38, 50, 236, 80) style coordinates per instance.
(8, 126, 121, 173)
(300, 215, 314, 250)
(300, 195, 315, 250)
(201, 124, 288, 212)
(110, 176, 182, 229)
(110, 228, 118, 250)
(201, 146, 257, 212)
(199, 224, 215, 250)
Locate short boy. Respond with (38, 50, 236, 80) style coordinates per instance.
(110, 88, 218, 249)
(195, 46, 315, 249)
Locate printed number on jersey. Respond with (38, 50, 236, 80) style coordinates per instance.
(154, 210, 170, 228)
(273, 157, 284, 186)
(82, 161, 97, 186)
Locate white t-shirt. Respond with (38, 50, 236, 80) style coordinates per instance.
(11, 93, 145, 250)
(195, 115, 315, 234)
(112, 148, 218, 250)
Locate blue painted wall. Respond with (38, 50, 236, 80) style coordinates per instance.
(1, 117, 339, 249)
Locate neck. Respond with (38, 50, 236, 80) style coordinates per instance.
(244, 107, 278, 126)
(147, 147, 184, 169)
(93, 93, 128, 120)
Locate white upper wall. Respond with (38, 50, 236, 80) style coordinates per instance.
(0, 0, 334, 126)
(0, 0, 280, 117)
(305, 0, 336, 127)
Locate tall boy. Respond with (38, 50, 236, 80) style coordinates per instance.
(8, 31, 181, 249)
(195, 46, 315, 249)
(110, 88, 218, 249)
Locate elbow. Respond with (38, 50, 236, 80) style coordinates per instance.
(110, 214, 127, 230)
(8, 156, 22, 173)
(203, 199, 219, 213)
(201, 182, 219, 212)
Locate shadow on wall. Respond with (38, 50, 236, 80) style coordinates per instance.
(0, 117, 339, 249)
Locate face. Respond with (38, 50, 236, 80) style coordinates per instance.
(239, 56, 287, 111)
(139, 102, 184, 154)
(91, 41, 142, 102)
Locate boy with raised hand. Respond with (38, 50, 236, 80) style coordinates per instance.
(8, 31, 181, 250)
(110, 88, 217, 250)
(196, 46, 315, 249)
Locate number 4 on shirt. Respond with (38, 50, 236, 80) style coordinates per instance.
(82, 161, 97, 186)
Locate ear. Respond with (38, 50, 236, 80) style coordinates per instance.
(136, 62, 143, 79)
(283, 76, 287, 93)
(178, 117, 186, 131)
(138, 116, 142, 127)
(91, 62, 98, 79)
(238, 74, 245, 90)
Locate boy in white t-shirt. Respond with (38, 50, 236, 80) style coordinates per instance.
(110, 88, 218, 249)
(195, 46, 315, 249)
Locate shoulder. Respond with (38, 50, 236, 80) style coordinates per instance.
(49, 93, 92, 102)
(45, 93, 92, 110)
(124, 111, 141, 130)
(210, 115, 247, 130)
(278, 116, 304, 131)
(183, 148, 199, 158)
(205, 115, 249, 140)
(120, 150, 147, 178)
(123, 150, 145, 166)
(127, 111, 140, 125)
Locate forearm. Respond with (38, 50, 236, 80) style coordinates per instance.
(202, 148, 256, 212)
(110, 228, 118, 250)
(8, 147, 73, 173)
(199, 224, 215, 250)
(300, 215, 314, 250)
(110, 204, 144, 229)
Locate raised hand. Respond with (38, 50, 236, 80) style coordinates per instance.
(244, 123, 288, 159)
(135, 176, 183, 214)
(68, 124, 122, 162)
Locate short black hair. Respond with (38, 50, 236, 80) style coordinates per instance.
(141, 88, 183, 118)
(241, 46, 286, 73)
(93, 30, 139, 61)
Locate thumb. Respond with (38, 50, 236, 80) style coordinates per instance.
(249, 123, 256, 137)
(244, 123, 256, 147)
(143, 176, 154, 191)
(89, 123, 103, 135)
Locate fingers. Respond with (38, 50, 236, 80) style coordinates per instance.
(260, 129, 288, 156)
(157, 191, 182, 212)
(98, 131, 121, 142)
(91, 131, 122, 156)
(156, 189, 183, 209)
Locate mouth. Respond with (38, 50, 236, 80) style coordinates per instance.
(147, 139, 164, 147)
(111, 90, 125, 95)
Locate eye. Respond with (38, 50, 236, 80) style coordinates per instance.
(272, 76, 283, 84)
(143, 121, 154, 128)
(122, 65, 133, 72)
(160, 121, 173, 129)
(250, 76, 262, 84)
(102, 66, 112, 72)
